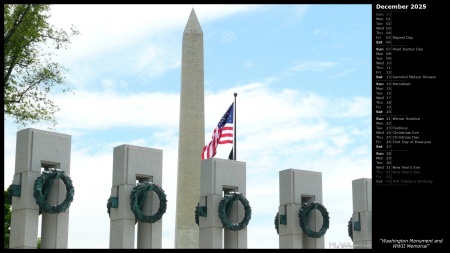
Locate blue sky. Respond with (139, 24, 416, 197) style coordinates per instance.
(4, 4, 372, 249)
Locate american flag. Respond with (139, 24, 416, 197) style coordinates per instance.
(201, 102, 234, 160)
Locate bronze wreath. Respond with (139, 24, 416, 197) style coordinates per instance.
(130, 182, 167, 224)
(348, 217, 353, 241)
(106, 197, 118, 217)
(218, 192, 252, 231)
(195, 203, 200, 226)
(195, 203, 207, 226)
(298, 201, 330, 238)
(33, 169, 75, 214)
(274, 212, 279, 234)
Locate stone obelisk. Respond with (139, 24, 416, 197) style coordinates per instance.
(175, 8, 204, 248)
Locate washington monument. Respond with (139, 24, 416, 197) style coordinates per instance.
(175, 8, 204, 248)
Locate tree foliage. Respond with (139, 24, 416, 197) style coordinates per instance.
(4, 190, 11, 249)
(4, 4, 79, 129)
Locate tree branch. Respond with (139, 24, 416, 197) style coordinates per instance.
(4, 4, 33, 48)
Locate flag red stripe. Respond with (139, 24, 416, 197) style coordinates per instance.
(201, 103, 234, 160)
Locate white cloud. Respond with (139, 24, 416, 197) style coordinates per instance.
(52, 90, 180, 130)
(331, 96, 371, 118)
(288, 61, 337, 72)
(49, 5, 260, 65)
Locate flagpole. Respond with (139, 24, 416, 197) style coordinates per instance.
(233, 92, 237, 160)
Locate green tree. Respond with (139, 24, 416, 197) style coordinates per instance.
(4, 190, 11, 249)
(4, 4, 79, 129)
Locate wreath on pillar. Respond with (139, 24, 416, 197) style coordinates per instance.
(33, 169, 75, 214)
(298, 201, 330, 238)
(274, 212, 279, 234)
(218, 192, 252, 231)
(106, 196, 118, 217)
(348, 217, 353, 241)
(195, 202, 208, 226)
(130, 182, 167, 224)
(195, 203, 200, 226)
